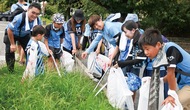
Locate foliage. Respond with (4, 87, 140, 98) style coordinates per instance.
(0, 65, 114, 110)
(135, 0, 190, 37)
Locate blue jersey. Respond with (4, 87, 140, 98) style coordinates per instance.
(44, 24, 65, 48)
(7, 12, 41, 37)
(26, 39, 45, 76)
(86, 21, 122, 53)
(164, 42, 190, 89)
(11, 2, 30, 12)
(62, 19, 83, 51)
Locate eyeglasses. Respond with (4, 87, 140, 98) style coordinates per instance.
(31, 11, 40, 16)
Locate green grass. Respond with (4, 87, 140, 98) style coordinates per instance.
(0, 65, 115, 110)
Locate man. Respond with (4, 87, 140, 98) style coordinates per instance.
(5, 2, 41, 72)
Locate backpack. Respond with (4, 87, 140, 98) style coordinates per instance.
(8, 4, 25, 22)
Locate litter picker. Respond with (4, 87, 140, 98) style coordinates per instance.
(93, 67, 110, 92)
(51, 54, 62, 77)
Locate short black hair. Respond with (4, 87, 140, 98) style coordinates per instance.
(138, 28, 163, 48)
(32, 25, 45, 37)
(28, 2, 41, 11)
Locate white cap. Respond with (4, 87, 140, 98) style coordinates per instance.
(52, 13, 64, 23)
(124, 13, 138, 22)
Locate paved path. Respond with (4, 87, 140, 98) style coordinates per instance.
(0, 21, 9, 66)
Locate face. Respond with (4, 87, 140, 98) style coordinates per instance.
(37, 34, 44, 41)
(93, 20, 104, 30)
(76, 19, 82, 23)
(123, 27, 135, 39)
(54, 22, 63, 29)
(27, 7, 40, 21)
(142, 42, 162, 59)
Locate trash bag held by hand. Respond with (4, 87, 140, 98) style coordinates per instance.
(126, 72, 141, 91)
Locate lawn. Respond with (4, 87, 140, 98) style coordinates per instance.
(0, 65, 115, 110)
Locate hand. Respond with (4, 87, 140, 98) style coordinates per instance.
(72, 49, 77, 55)
(10, 44, 17, 52)
(95, 49, 100, 55)
(48, 49, 53, 55)
(107, 60, 112, 67)
(162, 95, 176, 107)
(113, 61, 119, 68)
(81, 52, 88, 59)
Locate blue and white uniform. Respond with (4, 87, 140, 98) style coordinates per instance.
(7, 12, 41, 37)
(45, 24, 64, 48)
(164, 42, 190, 89)
(62, 19, 83, 51)
(86, 21, 122, 54)
(23, 39, 48, 79)
(11, 2, 30, 12)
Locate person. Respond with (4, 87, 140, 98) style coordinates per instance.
(138, 28, 190, 110)
(111, 20, 146, 74)
(81, 14, 122, 59)
(22, 25, 48, 82)
(44, 13, 65, 68)
(62, 9, 86, 55)
(124, 13, 144, 34)
(4, 2, 41, 72)
(11, 0, 30, 65)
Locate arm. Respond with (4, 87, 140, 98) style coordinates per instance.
(77, 35, 82, 49)
(95, 39, 103, 55)
(7, 28, 16, 52)
(162, 67, 176, 106)
(44, 38, 52, 55)
(117, 59, 144, 68)
(70, 33, 77, 54)
(108, 46, 119, 67)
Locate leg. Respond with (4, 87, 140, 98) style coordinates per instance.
(17, 41, 25, 64)
(82, 36, 89, 50)
(177, 85, 190, 110)
(5, 43, 15, 72)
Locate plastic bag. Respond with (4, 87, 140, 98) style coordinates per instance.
(107, 67, 134, 110)
(87, 52, 110, 78)
(126, 72, 142, 91)
(161, 89, 183, 110)
(138, 77, 164, 110)
(60, 50, 74, 72)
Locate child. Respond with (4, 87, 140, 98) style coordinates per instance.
(44, 13, 65, 68)
(81, 14, 122, 59)
(138, 28, 190, 109)
(62, 9, 86, 55)
(22, 25, 48, 82)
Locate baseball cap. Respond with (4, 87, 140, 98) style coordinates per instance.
(124, 13, 139, 22)
(73, 9, 84, 21)
(52, 13, 64, 24)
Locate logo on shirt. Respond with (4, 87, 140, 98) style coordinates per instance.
(167, 56, 174, 61)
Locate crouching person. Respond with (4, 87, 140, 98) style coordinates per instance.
(22, 25, 49, 82)
(44, 13, 65, 69)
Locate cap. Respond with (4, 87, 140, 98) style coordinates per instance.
(124, 13, 138, 22)
(52, 13, 64, 24)
(73, 9, 84, 21)
(106, 13, 121, 22)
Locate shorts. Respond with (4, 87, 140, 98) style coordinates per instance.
(177, 85, 190, 110)
(49, 46, 63, 59)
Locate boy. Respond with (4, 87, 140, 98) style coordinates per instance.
(138, 28, 190, 109)
(22, 25, 48, 82)
(44, 13, 65, 68)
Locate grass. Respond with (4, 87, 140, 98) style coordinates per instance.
(0, 64, 115, 110)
